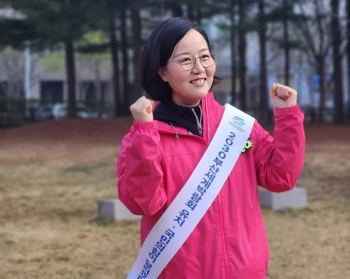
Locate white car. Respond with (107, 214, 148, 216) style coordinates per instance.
(52, 103, 104, 119)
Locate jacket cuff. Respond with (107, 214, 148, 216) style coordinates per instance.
(133, 121, 157, 130)
(273, 104, 302, 116)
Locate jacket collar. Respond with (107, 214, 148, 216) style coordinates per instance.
(155, 92, 214, 141)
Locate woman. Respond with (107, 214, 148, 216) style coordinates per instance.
(117, 17, 305, 279)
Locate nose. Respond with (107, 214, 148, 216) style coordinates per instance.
(192, 58, 205, 73)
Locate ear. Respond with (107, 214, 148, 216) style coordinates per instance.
(158, 67, 168, 82)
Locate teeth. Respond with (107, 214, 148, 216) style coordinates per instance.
(191, 78, 205, 84)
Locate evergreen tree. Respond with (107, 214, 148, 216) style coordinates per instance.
(3, 0, 91, 117)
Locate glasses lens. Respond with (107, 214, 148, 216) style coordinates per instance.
(180, 55, 215, 70)
(201, 56, 214, 68)
(181, 60, 194, 71)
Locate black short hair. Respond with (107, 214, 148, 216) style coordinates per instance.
(140, 17, 220, 101)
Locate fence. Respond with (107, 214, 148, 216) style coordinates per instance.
(0, 97, 348, 128)
(0, 97, 115, 128)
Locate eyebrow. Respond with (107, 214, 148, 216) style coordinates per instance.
(173, 48, 209, 59)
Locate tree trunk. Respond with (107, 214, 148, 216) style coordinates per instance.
(171, 1, 183, 17)
(238, 0, 247, 111)
(317, 56, 326, 122)
(196, 1, 202, 25)
(307, 70, 316, 122)
(283, 0, 290, 86)
(258, 0, 269, 124)
(188, 2, 194, 21)
(230, 0, 236, 106)
(110, 19, 121, 117)
(131, 5, 143, 104)
(347, 0, 350, 122)
(65, 39, 76, 118)
(121, 6, 129, 114)
(94, 59, 102, 116)
(332, 0, 344, 124)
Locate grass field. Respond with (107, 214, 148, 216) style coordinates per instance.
(0, 120, 349, 279)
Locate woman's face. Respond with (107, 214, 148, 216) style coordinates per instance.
(159, 29, 216, 107)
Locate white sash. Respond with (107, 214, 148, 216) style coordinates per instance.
(127, 104, 255, 279)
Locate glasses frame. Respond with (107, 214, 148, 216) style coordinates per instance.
(167, 54, 216, 71)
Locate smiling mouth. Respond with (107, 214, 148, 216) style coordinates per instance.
(190, 78, 206, 84)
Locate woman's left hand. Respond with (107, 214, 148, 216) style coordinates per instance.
(269, 83, 297, 109)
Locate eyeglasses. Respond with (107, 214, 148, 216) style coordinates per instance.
(167, 54, 215, 71)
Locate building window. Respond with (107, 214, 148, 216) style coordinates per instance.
(40, 81, 63, 102)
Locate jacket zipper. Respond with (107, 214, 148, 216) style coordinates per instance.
(218, 193, 231, 279)
(170, 123, 179, 139)
(205, 97, 210, 144)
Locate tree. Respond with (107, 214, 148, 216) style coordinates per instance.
(294, 0, 332, 122)
(0, 16, 38, 49)
(216, 0, 256, 111)
(283, 0, 290, 86)
(267, 0, 303, 87)
(75, 31, 111, 115)
(331, 0, 344, 124)
(213, 0, 238, 106)
(5, 0, 91, 117)
(130, 1, 144, 105)
(347, 0, 350, 122)
(186, 0, 208, 24)
(237, 0, 247, 111)
(258, 0, 269, 124)
(65, 35, 76, 118)
(229, 0, 237, 106)
(120, 3, 130, 114)
(83, 0, 126, 116)
(236, 0, 258, 111)
(83, 0, 152, 116)
(109, 16, 121, 117)
(0, 48, 25, 97)
(171, 0, 183, 17)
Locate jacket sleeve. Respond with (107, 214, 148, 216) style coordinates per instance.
(253, 104, 305, 192)
(116, 121, 167, 215)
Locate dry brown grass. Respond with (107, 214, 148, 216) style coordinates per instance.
(264, 200, 350, 279)
(0, 144, 139, 279)
(298, 144, 350, 201)
(0, 121, 349, 279)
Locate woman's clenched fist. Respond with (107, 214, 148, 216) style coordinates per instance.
(130, 96, 154, 122)
(269, 83, 297, 109)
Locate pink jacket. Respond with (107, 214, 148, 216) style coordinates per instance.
(117, 93, 305, 279)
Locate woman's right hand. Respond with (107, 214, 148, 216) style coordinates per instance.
(130, 96, 154, 122)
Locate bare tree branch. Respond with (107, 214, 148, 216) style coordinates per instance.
(266, 22, 278, 41)
(312, 0, 325, 54)
(267, 47, 282, 65)
(296, 1, 318, 56)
